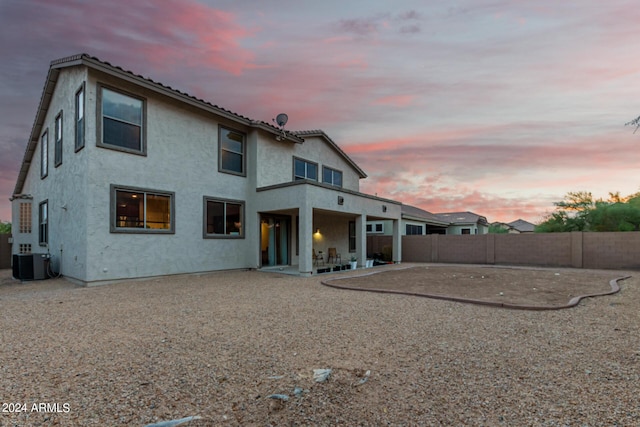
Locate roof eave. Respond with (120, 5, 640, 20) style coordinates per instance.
(13, 54, 305, 194)
(293, 130, 367, 179)
(13, 66, 61, 196)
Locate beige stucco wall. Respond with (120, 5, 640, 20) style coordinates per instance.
(12, 66, 90, 281)
(256, 134, 361, 191)
(13, 63, 402, 284)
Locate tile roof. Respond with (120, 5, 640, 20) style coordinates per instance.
(14, 54, 367, 194)
(401, 204, 449, 225)
(507, 219, 536, 232)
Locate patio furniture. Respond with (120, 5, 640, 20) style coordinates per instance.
(313, 249, 324, 266)
(327, 248, 341, 264)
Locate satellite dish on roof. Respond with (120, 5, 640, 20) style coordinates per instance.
(274, 113, 288, 128)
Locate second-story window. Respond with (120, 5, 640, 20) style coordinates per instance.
(55, 111, 63, 167)
(75, 83, 85, 151)
(322, 166, 342, 187)
(219, 126, 245, 176)
(293, 158, 318, 181)
(99, 86, 145, 154)
(40, 130, 48, 179)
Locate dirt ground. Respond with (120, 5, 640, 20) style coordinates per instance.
(322, 265, 625, 308)
(0, 265, 637, 426)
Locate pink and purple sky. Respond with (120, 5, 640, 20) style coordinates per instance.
(1, 0, 639, 224)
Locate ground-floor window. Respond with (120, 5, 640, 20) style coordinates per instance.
(111, 185, 174, 233)
(204, 197, 244, 238)
(39, 200, 48, 245)
(406, 224, 423, 235)
(461, 228, 471, 234)
(366, 222, 384, 233)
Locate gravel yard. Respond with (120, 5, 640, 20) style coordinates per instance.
(0, 264, 638, 426)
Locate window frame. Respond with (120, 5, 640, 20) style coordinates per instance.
(40, 129, 48, 179)
(293, 157, 318, 181)
(367, 222, 384, 234)
(110, 185, 175, 234)
(39, 200, 48, 246)
(75, 82, 85, 152)
(348, 221, 356, 252)
(218, 126, 246, 176)
(55, 110, 63, 167)
(97, 84, 147, 156)
(322, 166, 343, 187)
(203, 196, 245, 239)
(406, 224, 423, 235)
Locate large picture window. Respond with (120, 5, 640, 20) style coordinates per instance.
(111, 185, 174, 233)
(75, 83, 85, 151)
(293, 158, 318, 181)
(40, 130, 48, 179)
(322, 166, 342, 187)
(55, 111, 63, 167)
(204, 197, 244, 238)
(99, 86, 145, 154)
(219, 126, 245, 175)
(39, 200, 48, 246)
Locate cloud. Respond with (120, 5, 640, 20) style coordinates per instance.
(336, 17, 382, 36)
(0, 0, 257, 76)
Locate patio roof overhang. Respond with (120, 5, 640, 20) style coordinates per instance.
(255, 180, 401, 220)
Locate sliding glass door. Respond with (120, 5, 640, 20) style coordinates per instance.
(260, 216, 290, 267)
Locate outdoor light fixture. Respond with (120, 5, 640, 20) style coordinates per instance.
(315, 228, 320, 234)
(382, 205, 387, 212)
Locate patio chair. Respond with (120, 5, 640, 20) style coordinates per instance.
(313, 249, 324, 266)
(327, 247, 341, 264)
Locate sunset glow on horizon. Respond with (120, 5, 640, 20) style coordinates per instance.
(1, 0, 639, 224)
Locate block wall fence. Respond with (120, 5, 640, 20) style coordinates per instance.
(368, 231, 640, 270)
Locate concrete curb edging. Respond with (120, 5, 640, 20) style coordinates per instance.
(320, 268, 631, 311)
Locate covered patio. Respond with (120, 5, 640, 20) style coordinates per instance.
(254, 180, 403, 276)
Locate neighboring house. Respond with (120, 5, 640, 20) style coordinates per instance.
(367, 206, 490, 236)
(492, 219, 536, 233)
(10, 54, 402, 285)
(433, 211, 489, 235)
(368, 204, 449, 236)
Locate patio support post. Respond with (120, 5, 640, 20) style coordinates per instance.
(355, 214, 367, 267)
(392, 218, 402, 264)
(299, 205, 313, 276)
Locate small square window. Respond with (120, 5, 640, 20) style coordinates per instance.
(204, 197, 245, 238)
(294, 158, 318, 181)
(322, 166, 342, 187)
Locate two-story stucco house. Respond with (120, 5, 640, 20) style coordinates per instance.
(11, 54, 402, 285)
